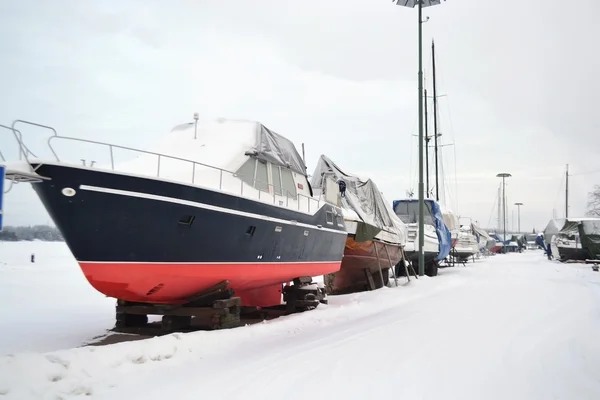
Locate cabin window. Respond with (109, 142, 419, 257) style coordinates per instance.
(281, 168, 297, 198)
(271, 164, 283, 195)
(236, 158, 257, 188)
(326, 211, 334, 225)
(254, 160, 269, 192)
(394, 201, 434, 225)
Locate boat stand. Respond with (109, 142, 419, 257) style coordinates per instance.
(114, 280, 242, 333)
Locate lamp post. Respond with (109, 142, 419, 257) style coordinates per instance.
(514, 202, 523, 233)
(394, 0, 446, 276)
(496, 173, 511, 252)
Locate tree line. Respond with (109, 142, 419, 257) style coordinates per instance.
(0, 225, 64, 241)
(588, 185, 600, 217)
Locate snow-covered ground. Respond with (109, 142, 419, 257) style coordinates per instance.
(0, 241, 115, 355)
(1, 242, 600, 399)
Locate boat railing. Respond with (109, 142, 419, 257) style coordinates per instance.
(5, 119, 324, 213)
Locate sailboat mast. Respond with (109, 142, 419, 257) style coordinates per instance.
(432, 39, 440, 202)
(498, 186, 501, 230)
(425, 89, 430, 195)
(565, 164, 569, 218)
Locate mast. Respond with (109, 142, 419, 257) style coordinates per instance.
(565, 164, 569, 218)
(432, 39, 440, 201)
(424, 89, 430, 195)
(497, 186, 501, 230)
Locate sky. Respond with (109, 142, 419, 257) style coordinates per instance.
(1, 0, 599, 232)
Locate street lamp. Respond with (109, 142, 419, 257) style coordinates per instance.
(514, 202, 523, 233)
(394, 0, 446, 276)
(496, 173, 511, 252)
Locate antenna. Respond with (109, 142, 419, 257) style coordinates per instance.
(193, 112, 199, 140)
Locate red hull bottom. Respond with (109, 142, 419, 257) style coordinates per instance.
(325, 238, 403, 295)
(490, 245, 503, 254)
(79, 261, 341, 308)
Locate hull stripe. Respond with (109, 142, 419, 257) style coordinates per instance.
(78, 260, 341, 265)
(79, 184, 347, 236)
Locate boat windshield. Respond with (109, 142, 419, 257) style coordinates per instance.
(394, 201, 435, 225)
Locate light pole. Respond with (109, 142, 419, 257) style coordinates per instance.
(496, 173, 511, 252)
(394, 0, 446, 276)
(514, 202, 523, 233)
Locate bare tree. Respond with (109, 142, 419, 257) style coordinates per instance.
(587, 185, 600, 217)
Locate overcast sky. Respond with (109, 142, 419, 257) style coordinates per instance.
(1, 0, 599, 232)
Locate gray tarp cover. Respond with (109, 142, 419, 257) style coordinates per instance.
(247, 124, 307, 175)
(579, 219, 600, 259)
(559, 219, 581, 237)
(543, 218, 566, 244)
(310, 155, 406, 244)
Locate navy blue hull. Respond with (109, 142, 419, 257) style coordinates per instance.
(557, 246, 588, 261)
(30, 163, 348, 264)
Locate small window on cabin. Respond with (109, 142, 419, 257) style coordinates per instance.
(255, 160, 269, 192)
(235, 158, 257, 187)
(281, 168, 297, 198)
(271, 164, 282, 195)
(326, 211, 334, 224)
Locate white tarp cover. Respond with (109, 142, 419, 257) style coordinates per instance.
(471, 222, 492, 241)
(310, 155, 406, 244)
(543, 218, 566, 244)
(440, 210, 459, 232)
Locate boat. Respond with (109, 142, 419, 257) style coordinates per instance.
(392, 197, 451, 276)
(556, 218, 600, 261)
(2, 118, 348, 309)
(471, 222, 495, 254)
(487, 232, 505, 254)
(455, 224, 481, 260)
(439, 208, 478, 261)
(524, 233, 540, 250)
(310, 155, 407, 294)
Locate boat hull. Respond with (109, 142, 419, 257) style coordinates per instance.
(557, 245, 588, 261)
(325, 236, 403, 294)
(30, 162, 348, 307)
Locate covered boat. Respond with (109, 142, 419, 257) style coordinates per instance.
(471, 222, 495, 253)
(310, 155, 407, 294)
(2, 118, 348, 312)
(392, 198, 451, 276)
(556, 218, 600, 261)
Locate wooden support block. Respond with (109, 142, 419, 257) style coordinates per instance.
(293, 276, 313, 285)
(213, 297, 241, 309)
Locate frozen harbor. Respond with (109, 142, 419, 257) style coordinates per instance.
(1, 242, 600, 399)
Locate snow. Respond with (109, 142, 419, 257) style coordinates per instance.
(0, 241, 116, 356)
(2, 242, 600, 399)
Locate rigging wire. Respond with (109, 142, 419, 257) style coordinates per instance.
(432, 46, 460, 214)
(570, 168, 600, 177)
(553, 173, 565, 215)
(486, 188, 498, 229)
